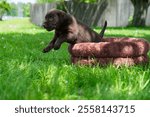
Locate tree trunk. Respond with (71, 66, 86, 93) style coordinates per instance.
(0, 15, 3, 21)
(131, 0, 150, 26)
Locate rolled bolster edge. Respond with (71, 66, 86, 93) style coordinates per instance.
(68, 38, 150, 58)
(71, 55, 149, 66)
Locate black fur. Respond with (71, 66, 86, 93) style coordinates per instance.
(42, 9, 107, 52)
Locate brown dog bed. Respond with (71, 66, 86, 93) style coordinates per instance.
(69, 38, 149, 66)
(69, 38, 149, 58)
(71, 56, 149, 66)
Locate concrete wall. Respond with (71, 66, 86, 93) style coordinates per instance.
(30, 0, 150, 27)
(98, 0, 134, 27)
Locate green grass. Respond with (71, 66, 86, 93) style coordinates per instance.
(0, 18, 150, 100)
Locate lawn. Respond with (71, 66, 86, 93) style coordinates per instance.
(0, 18, 150, 100)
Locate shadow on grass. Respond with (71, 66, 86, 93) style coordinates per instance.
(1, 30, 150, 69)
(105, 33, 150, 41)
(95, 26, 150, 30)
(95, 26, 150, 41)
(1, 29, 150, 100)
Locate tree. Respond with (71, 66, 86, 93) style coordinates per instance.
(0, 0, 11, 20)
(130, 0, 150, 26)
(7, 3, 17, 16)
(23, 3, 30, 17)
(64, 0, 108, 26)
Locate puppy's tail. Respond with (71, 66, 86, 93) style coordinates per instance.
(99, 21, 107, 39)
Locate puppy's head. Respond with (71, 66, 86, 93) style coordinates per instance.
(43, 9, 68, 31)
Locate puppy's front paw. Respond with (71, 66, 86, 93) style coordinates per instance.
(42, 48, 50, 53)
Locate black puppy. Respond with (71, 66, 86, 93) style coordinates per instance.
(43, 9, 107, 53)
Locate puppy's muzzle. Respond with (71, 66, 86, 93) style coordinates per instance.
(43, 22, 56, 31)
